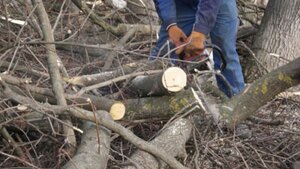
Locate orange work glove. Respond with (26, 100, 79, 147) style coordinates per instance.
(184, 31, 206, 58)
(167, 25, 187, 55)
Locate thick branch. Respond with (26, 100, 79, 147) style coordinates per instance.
(32, 0, 76, 151)
(124, 118, 192, 169)
(32, 0, 65, 105)
(220, 57, 300, 128)
(0, 126, 25, 158)
(63, 121, 111, 169)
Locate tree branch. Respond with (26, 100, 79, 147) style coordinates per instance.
(32, 0, 76, 154)
(220, 57, 300, 128)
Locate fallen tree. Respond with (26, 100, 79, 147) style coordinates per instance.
(1, 0, 300, 168)
(220, 57, 300, 128)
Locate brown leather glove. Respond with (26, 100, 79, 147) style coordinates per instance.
(167, 25, 187, 55)
(184, 31, 206, 58)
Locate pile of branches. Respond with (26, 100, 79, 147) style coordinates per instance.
(0, 0, 299, 169)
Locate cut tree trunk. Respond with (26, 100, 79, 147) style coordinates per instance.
(62, 121, 111, 169)
(124, 89, 196, 120)
(124, 118, 192, 169)
(129, 67, 187, 96)
(220, 57, 300, 128)
(67, 94, 125, 120)
(63, 66, 133, 86)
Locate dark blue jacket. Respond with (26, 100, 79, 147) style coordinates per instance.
(153, 0, 222, 35)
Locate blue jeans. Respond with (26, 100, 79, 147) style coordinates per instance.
(150, 0, 245, 97)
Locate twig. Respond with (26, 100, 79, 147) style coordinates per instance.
(233, 143, 250, 169)
(248, 116, 284, 125)
(6, 42, 21, 73)
(244, 143, 268, 168)
(5, 41, 154, 60)
(71, 0, 119, 35)
(102, 28, 136, 71)
(25, 45, 48, 73)
(192, 129, 200, 169)
(12, 0, 43, 37)
(238, 40, 269, 74)
(88, 99, 101, 153)
(1, 61, 49, 77)
(0, 126, 25, 158)
(52, 0, 67, 33)
(0, 151, 39, 168)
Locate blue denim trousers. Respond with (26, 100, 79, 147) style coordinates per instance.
(150, 0, 245, 97)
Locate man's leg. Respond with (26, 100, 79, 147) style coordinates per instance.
(210, 0, 245, 97)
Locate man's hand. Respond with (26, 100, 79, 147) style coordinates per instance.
(184, 31, 206, 58)
(168, 25, 187, 55)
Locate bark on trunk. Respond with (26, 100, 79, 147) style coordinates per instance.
(62, 121, 111, 169)
(124, 89, 196, 120)
(250, 0, 300, 76)
(124, 118, 192, 169)
(129, 67, 187, 96)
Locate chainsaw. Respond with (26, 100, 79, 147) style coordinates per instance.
(178, 43, 227, 74)
(178, 44, 230, 128)
(178, 43, 234, 98)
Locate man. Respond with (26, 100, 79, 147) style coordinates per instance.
(150, 0, 245, 97)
